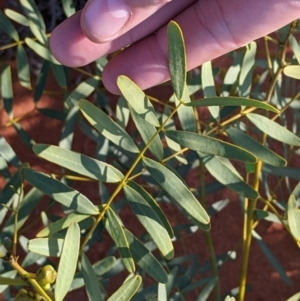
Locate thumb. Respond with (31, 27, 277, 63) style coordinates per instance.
(80, 0, 171, 43)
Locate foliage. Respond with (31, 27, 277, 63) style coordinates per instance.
(0, 1, 300, 301)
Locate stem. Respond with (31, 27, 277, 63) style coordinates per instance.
(80, 102, 182, 252)
(9, 256, 53, 301)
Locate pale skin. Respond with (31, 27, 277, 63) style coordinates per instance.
(50, 0, 300, 95)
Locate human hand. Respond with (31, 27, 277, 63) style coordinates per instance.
(50, 0, 300, 94)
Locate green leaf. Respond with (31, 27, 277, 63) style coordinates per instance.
(143, 157, 210, 225)
(165, 130, 257, 163)
(116, 96, 130, 128)
(20, 0, 47, 44)
(247, 113, 300, 146)
(185, 97, 279, 113)
(129, 105, 163, 160)
(33, 144, 124, 182)
(28, 238, 63, 256)
(79, 99, 139, 153)
(127, 181, 173, 238)
(124, 184, 174, 259)
(2, 187, 43, 235)
(93, 256, 116, 276)
(81, 253, 104, 301)
(61, 0, 76, 17)
(59, 106, 80, 150)
(12, 122, 35, 149)
(289, 35, 300, 64)
(168, 21, 186, 100)
(173, 84, 196, 132)
(36, 213, 91, 237)
(196, 277, 217, 301)
(124, 229, 168, 283)
(22, 168, 99, 215)
(107, 275, 142, 301)
(25, 38, 59, 64)
(226, 127, 286, 167)
(162, 106, 188, 164)
(201, 61, 219, 120)
(38, 108, 67, 121)
(0, 11, 19, 41)
(16, 45, 31, 89)
(34, 60, 50, 102)
(1, 63, 13, 118)
(65, 77, 99, 109)
(55, 223, 81, 301)
(287, 195, 300, 241)
(117, 76, 160, 127)
(4, 9, 29, 26)
(199, 153, 258, 199)
(287, 292, 300, 301)
(252, 229, 291, 286)
(239, 42, 257, 97)
(0, 136, 21, 167)
(105, 208, 135, 273)
(283, 65, 300, 80)
(51, 63, 67, 89)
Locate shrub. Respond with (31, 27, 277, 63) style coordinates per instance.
(0, 1, 300, 301)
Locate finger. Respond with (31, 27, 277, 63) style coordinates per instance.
(50, 0, 190, 66)
(102, 0, 300, 94)
(80, 0, 174, 43)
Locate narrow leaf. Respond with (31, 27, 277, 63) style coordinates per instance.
(168, 21, 186, 99)
(174, 84, 196, 132)
(17, 45, 31, 89)
(65, 76, 99, 109)
(0, 11, 19, 41)
(124, 184, 174, 259)
(287, 195, 300, 241)
(129, 105, 163, 160)
(20, 0, 47, 44)
(165, 130, 257, 163)
(117, 76, 160, 127)
(127, 181, 173, 238)
(79, 99, 139, 153)
(283, 65, 300, 80)
(28, 238, 63, 257)
(22, 168, 99, 215)
(34, 60, 50, 102)
(51, 63, 67, 89)
(247, 113, 300, 146)
(196, 277, 217, 301)
(37, 213, 91, 237)
(33, 144, 124, 182)
(1, 64, 13, 118)
(186, 97, 279, 113)
(55, 223, 81, 301)
(4, 9, 29, 26)
(226, 127, 286, 167)
(0, 135, 21, 167)
(239, 42, 257, 97)
(107, 275, 142, 301)
(252, 230, 292, 286)
(105, 208, 135, 273)
(143, 157, 210, 225)
(201, 61, 219, 120)
(81, 253, 104, 301)
(25, 38, 59, 64)
(12, 122, 35, 149)
(124, 229, 168, 283)
(199, 153, 258, 199)
(62, 0, 76, 17)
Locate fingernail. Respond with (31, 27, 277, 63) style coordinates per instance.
(84, 0, 131, 42)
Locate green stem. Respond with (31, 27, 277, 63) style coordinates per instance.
(80, 101, 182, 252)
